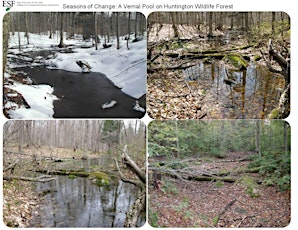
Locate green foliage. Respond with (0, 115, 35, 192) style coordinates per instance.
(167, 161, 189, 170)
(148, 120, 290, 172)
(212, 215, 220, 226)
(175, 197, 189, 212)
(249, 151, 290, 191)
(101, 120, 122, 146)
(148, 209, 159, 227)
(210, 147, 226, 158)
(161, 180, 178, 195)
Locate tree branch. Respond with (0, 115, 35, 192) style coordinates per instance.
(113, 157, 143, 188)
(121, 145, 146, 183)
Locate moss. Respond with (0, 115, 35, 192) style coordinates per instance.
(214, 181, 225, 187)
(254, 55, 262, 61)
(89, 172, 110, 186)
(240, 176, 260, 198)
(68, 174, 76, 179)
(224, 54, 248, 70)
(268, 108, 281, 119)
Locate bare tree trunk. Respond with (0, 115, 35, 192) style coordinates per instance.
(94, 12, 98, 50)
(3, 13, 10, 75)
(127, 12, 131, 50)
(208, 12, 213, 37)
(116, 13, 120, 49)
(24, 12, 30, 44)
(255, 121, 261, 156)
(58, 12, 65, 48)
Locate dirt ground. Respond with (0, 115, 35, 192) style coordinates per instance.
(148, 152, 290, 227)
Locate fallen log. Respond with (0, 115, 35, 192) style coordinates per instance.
(213, 199, 237, 227)
(149, 166, 263, 184)
(121, 145, 146, 184)
(35, 169, 89, 177)
(3, 175, 55, 182)
(124, 190, 146, 227)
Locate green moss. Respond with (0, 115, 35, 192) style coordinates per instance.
(254, 55, 262, 61)
(89, 172, 110, 186)
(68, 174, 76, 179)
(268, 108, 281, 119)
(224, 54, 248, 70)
(214, 180, 225, 187)
(240, 176, 260, 198)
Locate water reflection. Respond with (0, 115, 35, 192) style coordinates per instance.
(32, 176, 143, 227)
(183, 61, 284, 119)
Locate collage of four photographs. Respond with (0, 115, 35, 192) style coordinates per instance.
(2, 11, 290, 227)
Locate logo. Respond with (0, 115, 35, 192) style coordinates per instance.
(3, 1, 15, 11)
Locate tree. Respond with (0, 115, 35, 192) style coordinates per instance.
(58, 12, 65, 48)
(101, 120, 122, 154)
(94, 12, 98, 50)
(116, 13, 120, 49)
(208, 12, 213, 37)
(127, 12, 131, 50)
(3, 13, 10, 76)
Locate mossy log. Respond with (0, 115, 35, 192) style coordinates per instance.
(179, 53, 225, 60)
(224, 54, 248, 70)
(35, 169, 90, 177)
(149, 166, 262, 183)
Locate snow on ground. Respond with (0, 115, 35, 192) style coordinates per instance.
(7, 82, 58, 119)
(8, 32, 147, 99)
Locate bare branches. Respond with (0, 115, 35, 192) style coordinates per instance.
(113, 157, 143, 188)
(114, 145, 146, 227)
(4, 160, 19, 172)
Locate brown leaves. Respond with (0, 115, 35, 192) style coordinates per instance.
(147, 70, 206, 119)
(3, 180, 40, 227)
(148, 152, 290, 227)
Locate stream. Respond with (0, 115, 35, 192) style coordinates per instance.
(10, 49, 145, 118)
(16, 66, 145, 118)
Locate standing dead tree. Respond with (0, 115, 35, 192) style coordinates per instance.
(113, 145, 146, 227)
(261, 39, 290, 118)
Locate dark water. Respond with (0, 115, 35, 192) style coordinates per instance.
(29, 157, 146, 227)
(16, 67, 145, 118)
(31, 176, 145, 227)
(183, 61, 284, 119)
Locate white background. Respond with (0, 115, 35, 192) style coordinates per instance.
(0, 0, 296, 229)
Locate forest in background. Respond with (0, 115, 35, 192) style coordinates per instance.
(149, 120, 290, 189)
(4, 120, 145, 159)
(147, 12, 290, 119)
(6, 12, 145, 49)
(3, 12, 147, 119)
(3, 120, 146, 227)
(148, 120, 290, 227)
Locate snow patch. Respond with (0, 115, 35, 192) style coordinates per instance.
(101, 100, 117, 109)
(9, 82, 58, 119)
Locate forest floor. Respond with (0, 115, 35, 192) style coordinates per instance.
(147, 24, 289, 120)
(148, 152, 290, 227)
